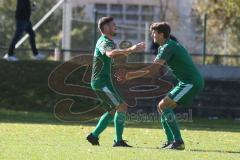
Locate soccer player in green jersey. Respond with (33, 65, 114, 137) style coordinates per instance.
(116, 22, 204, 150)
(86, 16, 145, 147)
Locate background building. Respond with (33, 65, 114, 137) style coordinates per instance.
(67, 0, 202, 53)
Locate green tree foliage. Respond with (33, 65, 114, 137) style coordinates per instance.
(0, 0, 16, 46)
(193, 0, 240, 58)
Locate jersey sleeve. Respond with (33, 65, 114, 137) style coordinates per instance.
(98, 40, 116, 55)
(155, 44, 173, 63)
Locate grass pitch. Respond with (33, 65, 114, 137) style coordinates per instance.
(0, 109, 240, 160)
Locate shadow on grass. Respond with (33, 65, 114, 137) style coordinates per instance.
(190, 149, 240, 155)
(135, 146, 240, 155)
(133, 146, 240, 155)
(0, 109, 240, 133)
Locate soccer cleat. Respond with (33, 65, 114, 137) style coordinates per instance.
(113, 140, 132, 147)
(160, 141, 172, 148)
(166, 140, 185, 150)
(33, 53, 45, 60)
(3, 54, 18, 61)
(86, 133, 100, 146)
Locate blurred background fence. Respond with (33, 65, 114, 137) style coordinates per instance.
(0, 0, 239, 66)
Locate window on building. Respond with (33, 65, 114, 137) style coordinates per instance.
(97, 13, 108, 20)
(141, 33, 145, 40)
(125, 32, 138, 39)
(142, 15, 154, 21)
(126, 14, 138, 21)
(95, 3, 107, 11)
(110, 14, 123, 21)
(142, 5, 154, 13)
(110, 4, 122, 12)
(126, 5, 139, 12)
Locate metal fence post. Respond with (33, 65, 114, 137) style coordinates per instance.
(92, 10, 98, 52)
(203, 13, 207, 65)
(62, 0, 72, 61)
(54, 47, 61, 61)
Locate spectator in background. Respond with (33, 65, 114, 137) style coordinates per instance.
(3, 0, 44, 61)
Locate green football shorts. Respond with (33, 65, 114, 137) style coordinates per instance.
(93, 84, 124, 111)
(168, 81, 203, 105)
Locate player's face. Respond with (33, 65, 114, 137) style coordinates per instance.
(151, 30, 165, 45)
(108, 21, 117, 37)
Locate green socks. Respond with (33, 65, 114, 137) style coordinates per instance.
(91, 111, 127, 142)
(160, 115, 174, 143)
(114, 112, 126, 142)
(161, 108, 183, 142)
(92, 112, 114, 137)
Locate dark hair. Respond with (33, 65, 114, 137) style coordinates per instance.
(170, 35, 178, 42)
(150, 22, 171, 39)
(98, 16, 114, 32)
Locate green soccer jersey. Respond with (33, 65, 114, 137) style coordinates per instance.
(91, 35, 116, 89)
(155, 39, 204, 87)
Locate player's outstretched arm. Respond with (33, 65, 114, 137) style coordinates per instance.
(115, 59, 166, 82)
(126, 61, 164, 80)
(106, 42, 145, 57)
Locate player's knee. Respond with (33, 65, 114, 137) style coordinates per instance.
(116, 103, 128, 112)
(157, 101, 166, 112)
(159, 97, 177, 111)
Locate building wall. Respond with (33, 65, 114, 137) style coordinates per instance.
(68, 0, 202, 53)
(169, 0, 202, 54)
